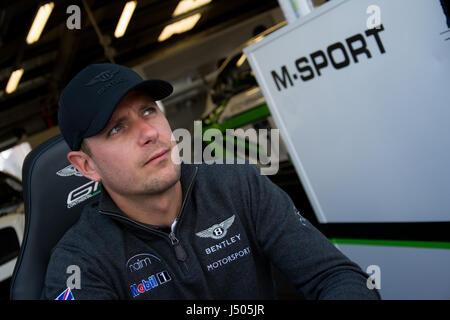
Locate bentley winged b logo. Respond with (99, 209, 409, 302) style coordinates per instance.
(196, 215, 235, 240)
(85, 69, 119, 86)
(56, 165, 83, 177)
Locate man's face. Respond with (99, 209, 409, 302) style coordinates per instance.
(83, 90, 181, 197)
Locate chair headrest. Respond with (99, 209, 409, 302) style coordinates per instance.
(10, 134, 101, 300)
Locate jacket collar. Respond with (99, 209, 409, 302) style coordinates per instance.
(98, 162, 199, 221)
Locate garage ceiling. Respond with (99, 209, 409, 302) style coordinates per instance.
(0, 0, 279, 149)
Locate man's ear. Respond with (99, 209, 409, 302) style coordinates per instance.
(67, 151, 101, 182)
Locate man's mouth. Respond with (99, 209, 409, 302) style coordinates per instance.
(144, 148, 169, 166)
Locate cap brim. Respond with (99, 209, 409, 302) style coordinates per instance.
(132, 79, 173, 101)
(83, 79, 173, 140)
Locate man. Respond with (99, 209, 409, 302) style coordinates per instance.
(42, 63, 380, 300)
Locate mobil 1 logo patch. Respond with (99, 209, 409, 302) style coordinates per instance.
(126, 253, 173, 298)
(196, 215, 235, 240)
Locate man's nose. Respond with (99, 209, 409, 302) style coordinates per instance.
(135, 118, 158, 146)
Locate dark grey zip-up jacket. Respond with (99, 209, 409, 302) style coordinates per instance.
(42, 162, 380, 300)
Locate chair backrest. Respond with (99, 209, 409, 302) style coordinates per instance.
(10, 134, 101, 300)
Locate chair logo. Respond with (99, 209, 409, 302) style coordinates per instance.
(56, 164, 83, 177)
(196, 215, 235, 240)
(66, 180, 101, 208)
(56, 165, 101, 208)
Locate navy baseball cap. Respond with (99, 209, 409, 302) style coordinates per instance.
(58, 63, 173, 151)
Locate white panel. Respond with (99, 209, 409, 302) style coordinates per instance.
(245, 0, 450, 222)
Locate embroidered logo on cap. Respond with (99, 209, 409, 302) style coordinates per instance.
(85, 70, 119, 86)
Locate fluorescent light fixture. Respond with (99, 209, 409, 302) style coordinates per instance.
(26, 2, 54, 44)
(158, 13, 201, 42)
(236, 53, 246, 67)
(5, 69, 24, 94)
(249, 35, 264, 44)
(172, 0, 211, 17)
(114, 1, 137, 38)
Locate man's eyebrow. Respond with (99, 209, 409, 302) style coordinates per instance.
(138, 101, 157, 111)
(100, 114, 128, 135)
(109, 114, 129, 126)
(101, 101, 157, 134)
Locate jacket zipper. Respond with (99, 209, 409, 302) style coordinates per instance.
(99, 210, 189, 268)
(168, 229, 188, 270)
(98, 166, 198, 271)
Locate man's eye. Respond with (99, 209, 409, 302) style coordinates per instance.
(143, 107, 155, 116)
(109, 125, 122, 136)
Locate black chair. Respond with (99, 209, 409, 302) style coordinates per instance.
(10, 134, 101, 300)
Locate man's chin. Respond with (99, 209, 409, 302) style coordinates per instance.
(143, 163, 181, 195)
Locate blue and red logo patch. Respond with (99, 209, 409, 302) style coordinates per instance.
(55, 287, 75, 300)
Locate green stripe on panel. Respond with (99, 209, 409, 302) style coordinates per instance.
(330, 238, 450, 249)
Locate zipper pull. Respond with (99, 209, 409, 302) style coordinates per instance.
(169, 232, 187, 262)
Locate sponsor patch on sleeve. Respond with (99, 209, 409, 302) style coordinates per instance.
(55, 287, 75, 300)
